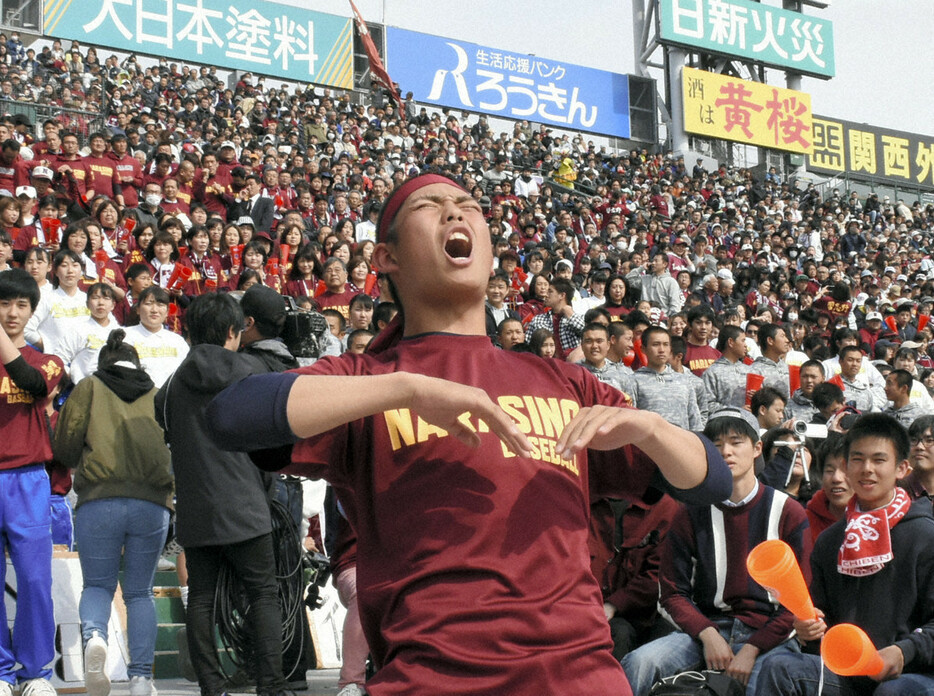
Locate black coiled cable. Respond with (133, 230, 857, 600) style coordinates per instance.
(213, 499, 309, 678)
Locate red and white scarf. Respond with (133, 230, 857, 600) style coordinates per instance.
(838, 487, 911, 577)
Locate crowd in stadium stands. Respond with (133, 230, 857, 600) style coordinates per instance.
(5, 35, 934, 696)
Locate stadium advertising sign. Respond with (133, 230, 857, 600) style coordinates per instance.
(681, 66, 812, 155)
(385, 27, 631, 139)
(809, 116, 934, 191)
(659, 0, 834, 79)
(43, 0, 354, 89)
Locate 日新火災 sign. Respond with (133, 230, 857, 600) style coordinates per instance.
(660, 0, 834, 79)
(44, 0, 354, 89)
(386, 27, 631, 139)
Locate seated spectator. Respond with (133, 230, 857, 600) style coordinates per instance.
(622, 407, 807, 695)
(756, 414, 934, 696)
(804, 433, 852, 544)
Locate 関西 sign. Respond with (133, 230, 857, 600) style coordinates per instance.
(809, 116, 934, 192)
(682, 66, 813, 154)
(660, 0, 834, 79)
(386, 27, 631, 139)
(44, 0, 354, 89)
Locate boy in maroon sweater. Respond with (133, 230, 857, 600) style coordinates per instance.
(0, 269, 64, 696)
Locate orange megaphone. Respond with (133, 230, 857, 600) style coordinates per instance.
(746, 539, 816, 621)
(821, 623, 884, 677)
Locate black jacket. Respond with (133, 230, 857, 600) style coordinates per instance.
(155, 344, 272, 547)
(810, 499, 934, 671)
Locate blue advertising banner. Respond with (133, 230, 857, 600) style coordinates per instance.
(43, 0, 354, 88)
(386, 27, 631, 139)
(659, 0, 834, 79)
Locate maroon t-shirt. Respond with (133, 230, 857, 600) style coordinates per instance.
(315, 285, 359, 319)
(684, 341, 721, 376)
(0, 346, 64, 471)
(288, 334, 658, 695)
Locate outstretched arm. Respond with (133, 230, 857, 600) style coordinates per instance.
(556, 406, 725, 494)
(208, 370, 533, 458)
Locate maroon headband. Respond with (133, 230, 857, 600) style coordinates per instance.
(376, 174, 467, 243)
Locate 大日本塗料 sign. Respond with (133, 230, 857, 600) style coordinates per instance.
(660, 0, 834, 79)
(681, 66, 813, 154)
(44, 0, 354, 88)
(386, 27, 631, 139)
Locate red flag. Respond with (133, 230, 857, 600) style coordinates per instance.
(349, 1, 404, 118)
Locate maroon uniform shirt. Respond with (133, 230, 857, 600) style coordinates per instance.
(84, 154, 121, 199)
(0, 346, 64, 471)
(0, 155, 29, 194)
(287, 334, 664, 695)
(684, 341, 721, 377)
(315, 285, 358, 319)
(108, 151, 144, 208)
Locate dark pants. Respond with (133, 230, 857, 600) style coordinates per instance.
(185, 534, 284, 696)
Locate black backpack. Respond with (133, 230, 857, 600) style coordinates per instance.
(647, 670, 745, 696)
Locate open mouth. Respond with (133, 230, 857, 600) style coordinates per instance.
(444, 231, 472, 259)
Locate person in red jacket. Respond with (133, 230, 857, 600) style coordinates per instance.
(0, 138, 30, 195)
(107, 134, 143, 208)
(83, 132, 120, 201)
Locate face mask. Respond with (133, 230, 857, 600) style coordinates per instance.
(145, 194, 162, 207)
(786, 312, 798, 322)
(616, 240, 627, 250)
(521, 174, 531, 182)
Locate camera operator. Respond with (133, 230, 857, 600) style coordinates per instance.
(238, 284, 315, 689)
(759, 425, 820, 503)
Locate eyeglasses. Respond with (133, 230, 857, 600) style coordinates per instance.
(910, 435, 934, 448)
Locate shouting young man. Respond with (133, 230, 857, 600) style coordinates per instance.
(207, 174, 731, 696)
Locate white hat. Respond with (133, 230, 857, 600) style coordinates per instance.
(866, 311, 883, 322)
(15, 185, 36, 198)
(31, 166, 53, 180)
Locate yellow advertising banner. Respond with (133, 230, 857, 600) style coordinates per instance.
(682, 66, 813, 154)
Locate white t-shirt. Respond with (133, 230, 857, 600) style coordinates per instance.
(57, 315, 121, 382)
(35, 287, 89, 355)
(123, 323, 190, 387)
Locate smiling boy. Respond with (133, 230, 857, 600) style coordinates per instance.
(756, 413, 934, 695)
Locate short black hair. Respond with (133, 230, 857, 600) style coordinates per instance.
(909, 415, 934, 441)
(86, 282, 117, 302)
(758, 323, 785, 352)
(125, 262, 152, 281)
(888, 368, 913, 391)
(839, 344, 863, 361)
(750, 385, 786, 417)
(812, 382, 845, 411)
(373, 301, 397, 328)
(799, 358, 824, 376)
(549, 277, 575, 304)
(0, 267, 39, 310)
(845, 413, 910, 463)
(716, 325, 744, 353)
(185, 292, 244, 346)
(817, 431, 847, 470)
(687, 304, 716, 325)
(582, 321, 609, 338)
(670, 333, 687, 360)
(138, 285, 170, 306)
